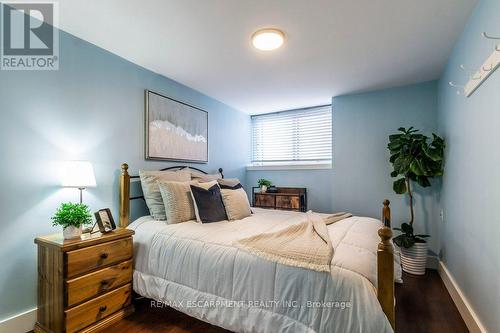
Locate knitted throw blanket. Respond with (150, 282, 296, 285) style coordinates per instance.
(236, 211, 352, 272)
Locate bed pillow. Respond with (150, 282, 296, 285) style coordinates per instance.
(187, 167, 221, 182)
(190, 183, 228, 223)
(189, 180, 218, 222)
(157, 180, 197, 224)
(139, 170, 191, 220)
(217, 178, 241, 187)
(220, 183, 252, 220)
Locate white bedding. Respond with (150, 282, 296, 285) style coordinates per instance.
(128, 208, 401, 333)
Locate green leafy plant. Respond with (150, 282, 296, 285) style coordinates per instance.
(257, 178, 272, 187)
(51, 202, 93, 228)
(388, 127, 445, 248)
(393, 223, 430, 248)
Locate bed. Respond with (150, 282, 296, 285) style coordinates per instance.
(118, 163, 400, 333)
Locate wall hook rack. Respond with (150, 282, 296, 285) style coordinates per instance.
(459, 64, 474, 72)
(483, 64, 493, 72)
(449, 81, 465, 95)
(459, 64, 481, 80)
(482, 32, 500, 53)
(482, 32, 500, 40)
(449, 81, 464, 88)
(461, 33, 500, 97)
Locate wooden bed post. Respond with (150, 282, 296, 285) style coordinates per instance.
(119, 163, 130, 228)
(378, 199, 395, 329)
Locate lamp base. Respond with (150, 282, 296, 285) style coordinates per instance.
(78, 187, 85, 204)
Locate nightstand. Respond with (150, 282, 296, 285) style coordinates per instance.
(34, 228, 134, 333)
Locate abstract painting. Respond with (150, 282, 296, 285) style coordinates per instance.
(145, 90, 208, 163)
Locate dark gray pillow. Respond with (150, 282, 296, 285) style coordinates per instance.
(190, 184, 228, 223)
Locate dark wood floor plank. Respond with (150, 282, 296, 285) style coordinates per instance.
(395, 270, 468, 333)
(100, 270, 468, 333)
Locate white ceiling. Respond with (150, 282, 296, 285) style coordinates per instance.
(57, 0, 477, 114)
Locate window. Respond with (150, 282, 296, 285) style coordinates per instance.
(251, 105, 332, 168)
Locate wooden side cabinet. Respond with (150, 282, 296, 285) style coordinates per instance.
(34, 228, 135, 333)
(253, 187, 307, 212)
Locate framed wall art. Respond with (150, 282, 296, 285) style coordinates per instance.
(145, 90, 208, 163)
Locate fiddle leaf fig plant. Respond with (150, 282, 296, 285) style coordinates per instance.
(392, 223, 430, 248)
(388, 127, 445, 248)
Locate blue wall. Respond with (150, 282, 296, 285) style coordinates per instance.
(437, 0, 499, 331)
(247, 81, 441, 251)
(0, 29, 250, 321)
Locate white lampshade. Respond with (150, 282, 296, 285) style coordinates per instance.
(62, 161, 96, 188)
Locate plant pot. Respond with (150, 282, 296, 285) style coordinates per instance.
(260, 185, 267, 193)
(400, 242, 427, 275)
(63, 225, 82, 240)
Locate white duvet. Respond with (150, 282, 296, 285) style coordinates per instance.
(128, 208, 401, 333)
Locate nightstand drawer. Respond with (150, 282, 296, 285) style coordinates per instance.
(66, 238, 133, 278)
(65, 283, 132, 333)
(66, 259, 133, 307)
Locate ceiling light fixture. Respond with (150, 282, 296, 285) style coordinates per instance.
(252, 28, 285, 51)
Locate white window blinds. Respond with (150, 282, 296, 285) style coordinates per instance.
(251, 105, 332, 166)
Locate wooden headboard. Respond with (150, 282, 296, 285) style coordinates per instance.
(118, 163, 224, 227)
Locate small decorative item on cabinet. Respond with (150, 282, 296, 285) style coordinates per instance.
(252, 187, 307, 212)
(266, 185, 278, 193)
(94, 208, 117, 233)
(257, 178, 272, 193)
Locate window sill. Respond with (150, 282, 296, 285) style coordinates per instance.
(246, 164, 332, 171)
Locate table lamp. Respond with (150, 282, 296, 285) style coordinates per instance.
(61, 161, 96, 204)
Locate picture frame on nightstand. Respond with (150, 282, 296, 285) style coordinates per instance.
(94, 208, 116, 233)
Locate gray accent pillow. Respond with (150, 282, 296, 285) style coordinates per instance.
(158, 181, 197, 224)
(139, 170, 191, 220)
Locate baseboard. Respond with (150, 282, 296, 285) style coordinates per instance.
(0, 308, 36, 333)
(438, 261, 486, 333)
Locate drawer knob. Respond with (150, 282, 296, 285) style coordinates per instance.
(100, 280, 109, 286)
(100, 253, 108, 259)
(99, 305, 107, 312)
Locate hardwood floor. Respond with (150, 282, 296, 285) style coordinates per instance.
(395, 270, 468, 333)
(101, 270, 468, 333)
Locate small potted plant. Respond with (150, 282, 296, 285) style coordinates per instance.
(257, 179, 272, 193)
(388, 127, 445, 275)
(51, 202, 93, 239)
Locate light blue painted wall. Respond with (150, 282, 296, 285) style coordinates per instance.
(247, 81, 441, 252)
(437, 0, 499, 331)
(0, 29, 250, 320)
